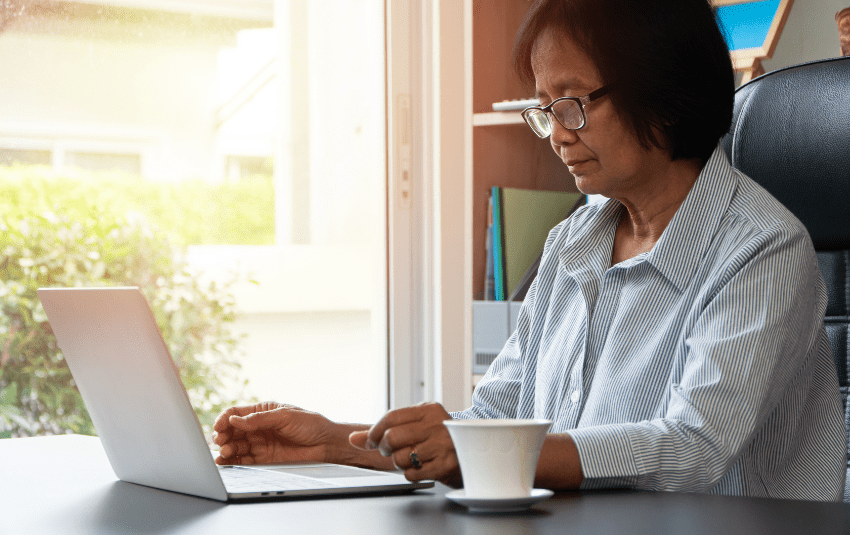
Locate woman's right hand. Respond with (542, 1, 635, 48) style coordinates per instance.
(212, 402, 354, 466)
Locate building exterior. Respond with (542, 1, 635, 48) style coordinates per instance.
(0, 0, 275, 182)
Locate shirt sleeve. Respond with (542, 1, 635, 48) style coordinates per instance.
(451, 220, 570, 420)
(566, 225, 829, 492)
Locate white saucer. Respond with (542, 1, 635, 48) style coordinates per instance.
(445, 488, 554, 513)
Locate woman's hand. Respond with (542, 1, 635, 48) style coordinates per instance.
(213, 402, 360, 466)
(349, 402, 462, 487)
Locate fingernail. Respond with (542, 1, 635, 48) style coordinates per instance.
(378, 443, 392, 457)
(365, 439, 378, 450)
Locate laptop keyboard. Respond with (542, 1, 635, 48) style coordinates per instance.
(219, 466, 340, 493)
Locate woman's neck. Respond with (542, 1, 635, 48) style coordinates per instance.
(610, 157, 703, 265)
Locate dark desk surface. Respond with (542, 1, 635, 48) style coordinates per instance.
(2, 435, 848, 534)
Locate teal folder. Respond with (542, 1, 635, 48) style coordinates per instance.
(491, 187, 505, 301)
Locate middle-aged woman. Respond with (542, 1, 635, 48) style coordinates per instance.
(214, 0, 846, 501)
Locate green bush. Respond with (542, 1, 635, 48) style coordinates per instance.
(0, 166, 256, 439)
(0, 165, 275, 247)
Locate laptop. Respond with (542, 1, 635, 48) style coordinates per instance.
(37, 286, 433, 502)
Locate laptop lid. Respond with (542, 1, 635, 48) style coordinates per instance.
(38, 286, 431, 501)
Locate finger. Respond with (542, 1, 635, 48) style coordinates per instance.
(214, 454, 256, 466)
(213, 405, 260, 433)
(378, 420, 441, 458)
(349, 430, 369, 450)
(403, 448, 461, 485)
(213, 407, 237, 433)
(229, 406, 291, 432)
(404, 463, 445, 483)
(215, 427, 248, 449)
(235, 440, 252, 456)
(365, 406, 429, 450)
(351, 427, 422, 458)
(391, 438, 442, 469)
(391, 445, 420, 471)
(218, 441, 244, 460)
(215, 453, 244, 465)
(213, 429, 230, 446)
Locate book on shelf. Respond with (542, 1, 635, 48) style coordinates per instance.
(483, 193, 496, 301)
(489, 187, 585, 302)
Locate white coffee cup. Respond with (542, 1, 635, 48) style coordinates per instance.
(444, 419, 553, 499)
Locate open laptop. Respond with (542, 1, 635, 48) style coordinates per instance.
(37, 286, 433, 502)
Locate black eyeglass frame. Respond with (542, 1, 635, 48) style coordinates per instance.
(521, 85, 614, 138)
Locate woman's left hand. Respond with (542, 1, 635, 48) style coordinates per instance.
(349, 401, 462, 487)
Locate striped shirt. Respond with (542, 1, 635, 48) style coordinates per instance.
(454, 147, 846, 501)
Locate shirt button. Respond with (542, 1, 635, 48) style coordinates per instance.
(570, 391, 581, 404)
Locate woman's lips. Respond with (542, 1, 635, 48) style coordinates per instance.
(566, 159, 592, 173)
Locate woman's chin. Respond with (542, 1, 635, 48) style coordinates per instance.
(573, 176, 604, 197)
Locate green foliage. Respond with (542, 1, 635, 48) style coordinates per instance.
(0, 165, 256, 439)
(0, 165, 275, 247)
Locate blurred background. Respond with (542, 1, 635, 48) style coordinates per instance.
(0, 0, 388, 438)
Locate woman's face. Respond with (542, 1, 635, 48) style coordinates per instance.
(531, 26, 669, 200)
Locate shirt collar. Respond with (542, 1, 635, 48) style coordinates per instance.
(557, 145, 737, 292)
(645, 145, 737, 291)
(557, 197, 621, 276)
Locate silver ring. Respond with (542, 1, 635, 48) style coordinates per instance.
(409, 450, 422, 469)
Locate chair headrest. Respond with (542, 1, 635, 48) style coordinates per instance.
(721, 57, 850, 250)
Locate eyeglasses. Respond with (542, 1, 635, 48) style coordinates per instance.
(521, 85, 613, 138)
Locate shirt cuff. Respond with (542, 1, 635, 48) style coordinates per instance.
(566, 424, 644, 486)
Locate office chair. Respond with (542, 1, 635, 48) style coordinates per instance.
(721, 56, 850, 501)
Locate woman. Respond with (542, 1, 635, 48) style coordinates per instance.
(214, 0, 846, 500)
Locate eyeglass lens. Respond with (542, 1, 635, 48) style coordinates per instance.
(525, 110, 551, 137)
(525, 99, 584, 137)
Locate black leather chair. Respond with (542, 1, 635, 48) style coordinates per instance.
(721, 56, 850, 501)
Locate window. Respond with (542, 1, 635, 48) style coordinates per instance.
(225, 155, 273, 182)
(0, 0, 388, 434)
(65, 151, 142, 175)
(0, 149, 51, 166)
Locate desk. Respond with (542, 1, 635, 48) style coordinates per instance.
(2, 435, 848, 534)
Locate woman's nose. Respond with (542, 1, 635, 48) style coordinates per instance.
(549, 118, 579, 147)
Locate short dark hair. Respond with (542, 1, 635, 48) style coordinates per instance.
(513, 0, 735, 164)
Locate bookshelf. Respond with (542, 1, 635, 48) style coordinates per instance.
(470, 0, 581, 301)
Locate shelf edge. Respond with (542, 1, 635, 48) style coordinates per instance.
(472, 111, 525, 126)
